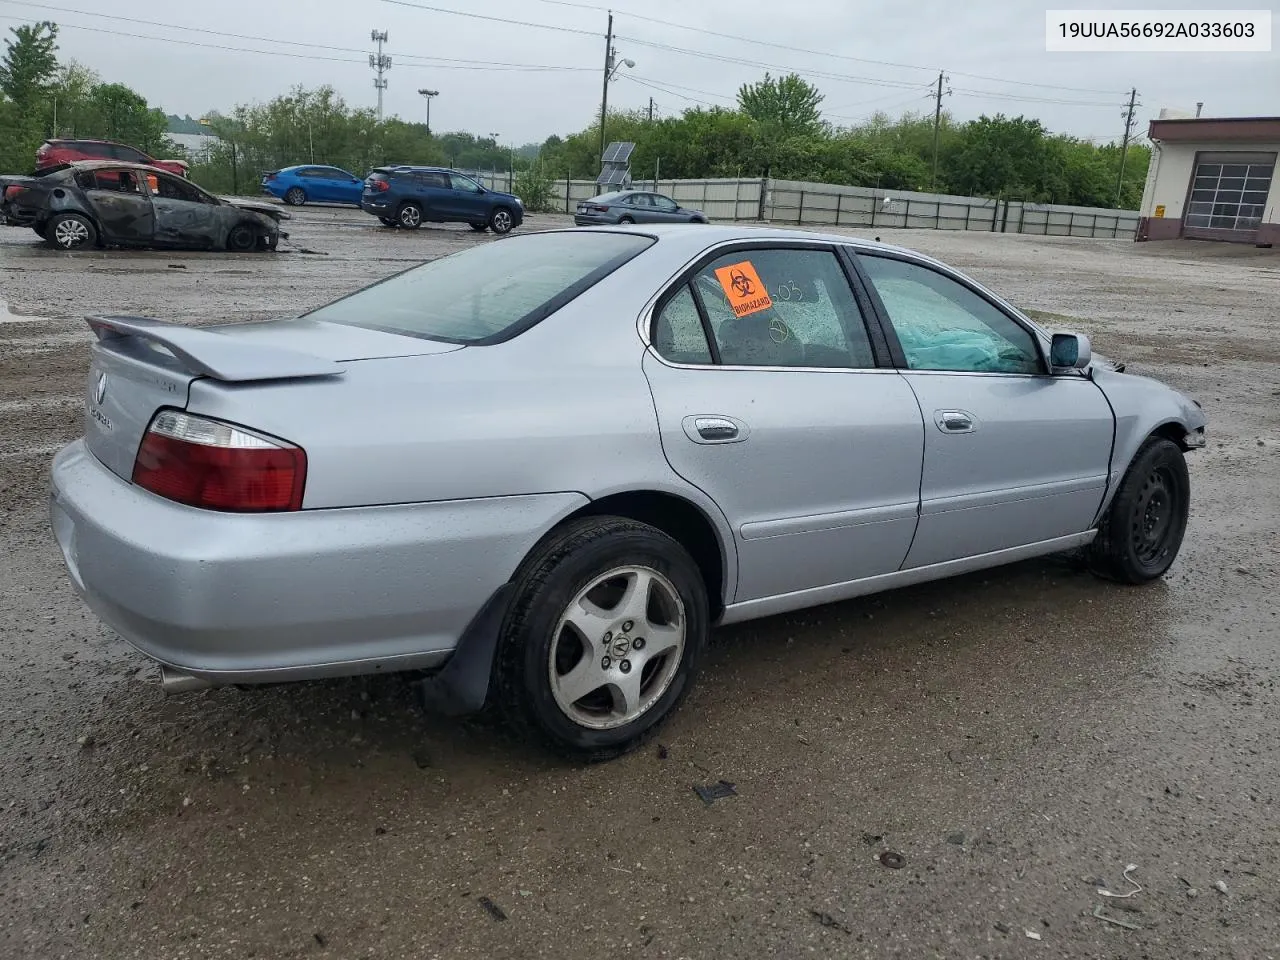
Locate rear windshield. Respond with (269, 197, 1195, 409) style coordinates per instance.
(303, 231, 655, 344)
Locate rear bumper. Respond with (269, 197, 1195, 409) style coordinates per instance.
(49, 439, 587, 683)
(362, 198, 392, 214)
(573, 213, 614, 226)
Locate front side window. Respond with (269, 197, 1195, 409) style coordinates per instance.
(859, 255, 1042, 375)
(449, 174, 483, 193)
(653, 195, 679, 212)
(151, 173, 210, 203)
(685, 248, 876, 368)
(305, 232, 655, 343)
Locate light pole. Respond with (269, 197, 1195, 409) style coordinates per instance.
(418, 88, 438, 134)
(598, 16, 636, 168)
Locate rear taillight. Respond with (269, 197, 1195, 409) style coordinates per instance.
(371, 179, 389, 192)
(588, 204, 608, 212)
(36, 143, 49, 157)
(3, 185, 24, 202)
(132, 410, 306, 512)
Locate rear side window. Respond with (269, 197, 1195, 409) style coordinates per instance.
(415, 172, 450, 189)
(304, 232, 655, 344)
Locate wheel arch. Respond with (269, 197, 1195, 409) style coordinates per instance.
(561, 490, 731, 621)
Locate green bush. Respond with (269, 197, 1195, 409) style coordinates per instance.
(512, 167, 556, 213)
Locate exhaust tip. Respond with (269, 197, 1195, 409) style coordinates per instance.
(159, 664, 215, 695)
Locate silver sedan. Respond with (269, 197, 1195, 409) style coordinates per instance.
(574, 189, 708, 225)
(49, 224, 1206, 760)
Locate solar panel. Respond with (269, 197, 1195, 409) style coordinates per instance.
(595, 166, 630, 186)
(601, 141, 636, 163)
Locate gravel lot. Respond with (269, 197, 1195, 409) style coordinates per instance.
(2, 206, 1278, 960)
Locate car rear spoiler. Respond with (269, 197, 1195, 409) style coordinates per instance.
(86, 315, 344, 382)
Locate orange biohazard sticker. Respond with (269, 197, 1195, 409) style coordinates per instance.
(713, 260, 773, 318)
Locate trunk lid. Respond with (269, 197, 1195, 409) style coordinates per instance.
(81, 315, 462, 481)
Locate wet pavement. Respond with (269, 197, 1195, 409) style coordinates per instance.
(1, 208, 1278, 959)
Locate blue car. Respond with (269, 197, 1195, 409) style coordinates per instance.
(362, 166, 524, 233)
(260, 165, 366, 207)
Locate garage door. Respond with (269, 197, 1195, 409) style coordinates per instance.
(1183, 152, 1275, 242)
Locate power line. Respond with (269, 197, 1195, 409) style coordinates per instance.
(0, 2, 594, 70)
(515, 0, 1126, 95)
(374, 0, 600, 38)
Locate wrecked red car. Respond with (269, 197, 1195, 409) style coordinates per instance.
(1, 161, 288, 252)
(37, 139, 191, 178)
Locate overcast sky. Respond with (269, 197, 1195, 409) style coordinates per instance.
(4, 0, 1276, 145)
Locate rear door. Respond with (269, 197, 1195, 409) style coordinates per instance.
(854, 251, 1115, 568)
(147, 171, 223, 247)
(76, 168, 154, 243)
(642, 242, 924, 603)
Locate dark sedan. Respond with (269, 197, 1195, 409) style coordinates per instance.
(574, 189, 708, 226)
(0, 161, 289, 252)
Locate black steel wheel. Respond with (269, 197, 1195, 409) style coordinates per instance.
(1088, 436, 1190, 583)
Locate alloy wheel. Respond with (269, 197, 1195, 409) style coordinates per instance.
(53, 218, 89, 248)
(548, 565, 686, 730)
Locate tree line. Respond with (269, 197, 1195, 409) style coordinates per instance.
(1, 22, 1149, 210)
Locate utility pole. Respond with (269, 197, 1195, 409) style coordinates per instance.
(370, 30, 391, 122)
(599, 11, 614, 170)
(1115, 87, 1141, 207)
(929, 71, 951, 192)
(648, 97, 654, 122)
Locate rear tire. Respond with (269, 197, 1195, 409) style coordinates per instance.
(379, 217, 397, 227)
(1088, 436, 1190, 583)
(494, 517, 709, 762)
(284, 187, 306, 206)
(226, 223, 258, 252)
(618, 215, 635, 224)
(398, 202, 423, 229)
(46, 213, 96, 250)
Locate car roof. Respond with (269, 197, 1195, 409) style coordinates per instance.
(47, 138, 127, 146)
(555, 222, 911, 257)
(60, 159, 180, 174)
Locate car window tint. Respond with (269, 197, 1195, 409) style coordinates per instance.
(691, 249, 876, 369)
(417, 172, 449, 188)
(304, 232, 655, 344)
(654, 195, 678, 211)
(653, 285, 713, 364)
(299, 168, 325, 178)
(110, 144, 146, 162)
(153, 173, 209, 203)
(449, 174, 483, 193)
(859, 255, 1042, 375)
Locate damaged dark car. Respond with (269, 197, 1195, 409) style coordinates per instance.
(0, 161, 288, 252)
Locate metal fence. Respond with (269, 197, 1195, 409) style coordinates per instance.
(456, 171, 1140, 240)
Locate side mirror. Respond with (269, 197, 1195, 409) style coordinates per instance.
(1050, 332, 1092, 371)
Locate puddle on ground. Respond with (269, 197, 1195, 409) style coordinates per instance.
(0, 299, 45, 323)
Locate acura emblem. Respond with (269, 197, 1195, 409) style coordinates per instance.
(94, 371, 107, 405)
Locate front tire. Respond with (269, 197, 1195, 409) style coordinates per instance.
(379, 217, 397, 227)
(46, 213, 96, 250)
(226, 223, 258, 252)
(494, 517, 709, 762)
(284, 187, 307, 206)
(469, 221, 488, 232)
(488, 206, 514, 234)
(1088, 436, 1190, 583)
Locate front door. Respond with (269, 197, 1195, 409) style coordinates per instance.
(643, 243, 925, 602)
(147, 171, 222, 248)
(855, 252, 1115, 568)
(447, 173, 489, 221)
(77, 168, 154, 243)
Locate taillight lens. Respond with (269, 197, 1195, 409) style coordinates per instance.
(371, 179, 389, 192)
(132, 410, 306, 512)
(3, 185, 24, 202)
(588, 204, 608, 212)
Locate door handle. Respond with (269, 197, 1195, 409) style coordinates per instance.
(696, 417, 738, 440)
(683, 415, 748, 444)
(934, 409, 977, 434)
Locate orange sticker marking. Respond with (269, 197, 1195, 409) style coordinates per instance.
(714, 260, 773, 318)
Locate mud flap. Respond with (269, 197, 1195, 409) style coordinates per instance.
(415, 582, 515, 716)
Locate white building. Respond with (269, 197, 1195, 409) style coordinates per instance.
(1137, 115, 1279, 246)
